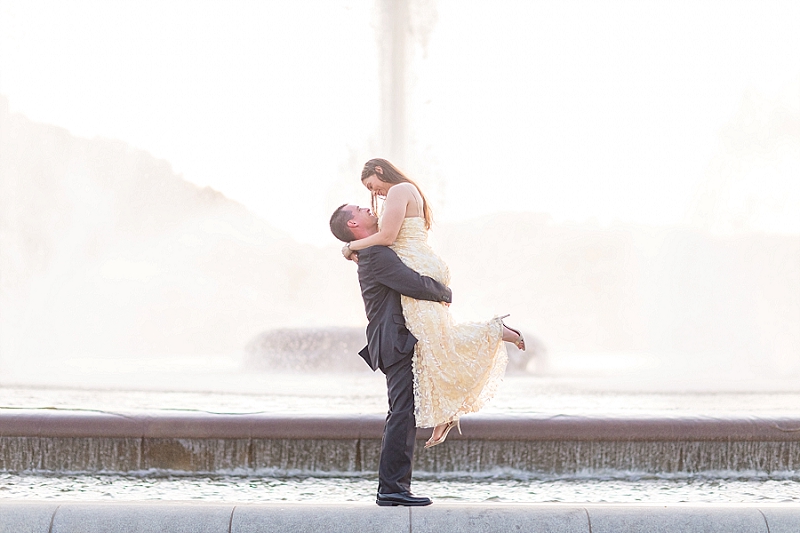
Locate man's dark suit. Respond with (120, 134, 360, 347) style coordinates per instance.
(355, 245, 451, 495)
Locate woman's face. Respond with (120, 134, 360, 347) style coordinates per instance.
(362, 174, 390, 197)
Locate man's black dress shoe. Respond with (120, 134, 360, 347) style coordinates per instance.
(376, 492, 432, 506)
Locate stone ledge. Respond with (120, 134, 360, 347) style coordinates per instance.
(1, 501, 799, 533)
(4, 410, 800, 441)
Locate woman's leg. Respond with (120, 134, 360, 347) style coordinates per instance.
(429, 423, 447, 442)
(502, 325, 525, 350)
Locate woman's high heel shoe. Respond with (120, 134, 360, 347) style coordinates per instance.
(499, 314, 526, 351)
(424, 419, 461, 449)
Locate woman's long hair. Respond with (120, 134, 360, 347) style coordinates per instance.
(361, 158, 433, 230)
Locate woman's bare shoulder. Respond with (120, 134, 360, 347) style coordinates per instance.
(388, 182, 420, 196)
(386, 183, 416, 200)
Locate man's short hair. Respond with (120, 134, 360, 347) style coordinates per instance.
(329, 204, 355, 242)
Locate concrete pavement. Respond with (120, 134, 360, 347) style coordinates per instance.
(2, 501, 800, 533)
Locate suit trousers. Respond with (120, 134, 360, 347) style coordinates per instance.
(378, 352, 417, 494)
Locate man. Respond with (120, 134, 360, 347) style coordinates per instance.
(329, 204, 451, 507)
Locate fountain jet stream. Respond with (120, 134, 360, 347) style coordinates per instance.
(377, 0, 410, 165)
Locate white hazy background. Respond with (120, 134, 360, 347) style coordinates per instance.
(1, 0, 799, 387)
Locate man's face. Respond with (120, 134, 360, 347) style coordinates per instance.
(346, 204, 378, 235)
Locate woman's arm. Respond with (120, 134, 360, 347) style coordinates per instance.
(366, 246, 452, 303)
(348, 185, 410, 251)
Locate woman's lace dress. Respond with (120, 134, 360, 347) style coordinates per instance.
(389, 217, 508, 428)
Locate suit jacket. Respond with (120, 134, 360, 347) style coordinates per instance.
(356, 246, 452, 371)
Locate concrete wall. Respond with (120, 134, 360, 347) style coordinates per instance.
(1, 502, 799, 533)
(4, 435, 800, 474)
(3, 411, 800, 475)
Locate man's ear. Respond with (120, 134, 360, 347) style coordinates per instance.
(346, 218, 358, 228)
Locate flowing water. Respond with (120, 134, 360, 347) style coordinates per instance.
(2, 472, 799, 504)
(3, 353, 800, 416)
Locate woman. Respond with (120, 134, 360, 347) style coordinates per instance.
(343, 158, 525, 448)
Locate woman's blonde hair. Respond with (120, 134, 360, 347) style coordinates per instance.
(361, 158, 432, 230)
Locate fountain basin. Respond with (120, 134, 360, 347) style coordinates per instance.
(2, 411, 800, 474)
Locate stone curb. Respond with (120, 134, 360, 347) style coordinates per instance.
(4, 410, 800, 441)
(1, 501, 799, 533)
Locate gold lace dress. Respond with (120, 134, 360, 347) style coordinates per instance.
(389, 217, 508, 428)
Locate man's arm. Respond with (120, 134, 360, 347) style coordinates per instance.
(360, 247, 452, 303)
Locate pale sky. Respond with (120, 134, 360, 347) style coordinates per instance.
(2, 0, 798, 245)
